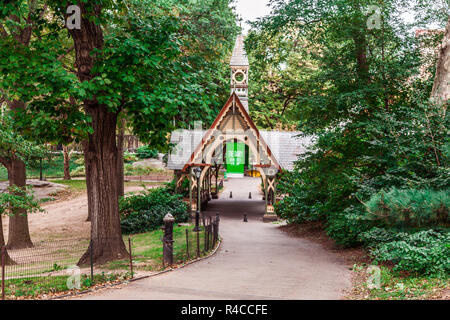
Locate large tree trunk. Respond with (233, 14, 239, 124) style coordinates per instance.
(431, 16, 450, 108)
(6, 100, 33, 250)
(7, 155, 33, 249)
(63, 145, 71, 180)
(117, 117, 125, 199)
(78, 104, 128, 265)
(67, 3, 128, 265)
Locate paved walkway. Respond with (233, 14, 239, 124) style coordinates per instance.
(77, 178, 351, 300)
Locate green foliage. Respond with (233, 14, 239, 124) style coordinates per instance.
(367, 229, 450, 277)
(259, 1, 449, 277)
(0, 185, 43, 216)
(165, 177, 190, 197)
(123, 164, 166, 176)
(365, 188, 449, 228)
(135, 146, 158, 160)
(119, 187, 189, 234)
(325, 206, 375, 247)
(0, 116, 45, 166)
(123, 152, 138, 163)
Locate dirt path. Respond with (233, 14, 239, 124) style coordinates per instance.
(75, 178, 351, 300)
(1, 185, 148, 242)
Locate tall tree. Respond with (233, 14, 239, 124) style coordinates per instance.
(431, 15, 450, 106)
(0, 0, 42, 249)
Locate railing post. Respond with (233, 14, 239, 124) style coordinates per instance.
(1, 246, 5, 300)
(90, 240, 94, 284)
(196, 229, 200, 258)
(185, 229, 190, 260)
(163, 214, 175, 266)
(128, 237, 134, 278)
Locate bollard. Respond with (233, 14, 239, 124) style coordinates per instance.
(243, 214, 248, 222)
(249, 192, 252, 199)
(1, 246, 5, 300)
(230, 191, 232, 198)
(163, 213, 175, 266)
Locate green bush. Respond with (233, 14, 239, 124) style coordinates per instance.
(123, 152, 138, 163)
(165, 178, 190, 197)
(119, 187, 189, 234)
(325, 206, 374, 247)
(123, 164, 166, 176)
(135, 146, 159, 159)
(365, 188, 449, 228)
(368, 229, 450, 277)
(358, 227, 407, 246)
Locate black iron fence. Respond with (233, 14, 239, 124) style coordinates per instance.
(0, 238, 134, 300)
(1, 216, 220, 300)
(182, 214, 220, 264)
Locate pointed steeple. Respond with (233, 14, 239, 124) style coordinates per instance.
(230, 35, 249, 112)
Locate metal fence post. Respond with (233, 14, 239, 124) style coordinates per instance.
(185, 229, 190, 260)
(215, 213, 220, 241)
(163, 214, 175, 266)
(204, 224, 207, 252)
(90, 240, 94, 284)
(1, 246, 5, 300)
(196, 229, 200, 258)
(128, 237, 134, 278)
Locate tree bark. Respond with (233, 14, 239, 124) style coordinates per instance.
(6, 100, 33, 250)
(117, 117, 125, 199)
(66, 3, 128, 264)
(63, 145, 71, 180)
(6, 154, 33, 249)
(431, 16, 450, 110)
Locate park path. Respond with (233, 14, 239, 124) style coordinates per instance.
(77, 178, 351, 300)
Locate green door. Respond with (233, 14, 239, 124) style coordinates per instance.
(226, 142, 245, 175)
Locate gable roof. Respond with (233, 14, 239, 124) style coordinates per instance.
(166, 92, 315, 172)
(183, 92, 282, 172)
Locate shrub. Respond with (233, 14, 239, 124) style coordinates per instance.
(135, 146, 159, 159)
(71, 165, 85, 176)
(364, 188, 449, 228)
(119, 187, 189, 234)
(123, 164, 166, 176)
(123, 152, 138, 163)
(368, 229, 450, 277)
(358, 227, 408, 247)
(165, 178, 190, 197)
(325, 205, 374, 247)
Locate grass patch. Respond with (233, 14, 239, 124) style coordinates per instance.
(103, 225, 214, 272)
(0, 154, 83, 181)
(4, 272, 129, 299)
(349, 264, 449, 300)
(49, 179, 87, 192)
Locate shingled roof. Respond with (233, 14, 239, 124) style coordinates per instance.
(230, 35, 249, 66)
(167, 129, 313, 171)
